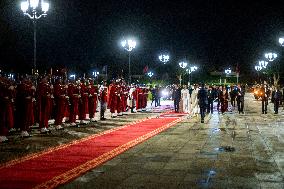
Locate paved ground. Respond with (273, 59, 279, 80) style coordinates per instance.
(60, 94, 284, 189)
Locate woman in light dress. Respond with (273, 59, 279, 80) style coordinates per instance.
(190, 85, 199, 116)
(181, 85, 190, 113)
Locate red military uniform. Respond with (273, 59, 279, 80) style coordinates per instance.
(37, 79, 52, 132)
(67, 82, 80, 125)
(54, 81, 67, 128)
(109, 83, 118, 116)
(136, 87, 143, 111)
(0, 80, 15, 141)
(79, 82, 89, 121)
(88, 82, 98, 121)
(16, 80, 35, 137)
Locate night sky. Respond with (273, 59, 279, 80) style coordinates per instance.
(0, 1, 284, 81)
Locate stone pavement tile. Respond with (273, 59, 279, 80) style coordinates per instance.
(227, 176, 260, 189)
(259, 181, 284, 189)
(116, 182, 180, 189)
(226, 168, 256, 177)
(117, 173, 160, 187)
(61, 180, 121, 189)
(143, 162, 166, 170)
(163, 160, 192, 170)
(254, 172, 283, 182)
(171, 153, 197, 160)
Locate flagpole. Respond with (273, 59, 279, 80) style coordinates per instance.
(106, 65, 108, 81)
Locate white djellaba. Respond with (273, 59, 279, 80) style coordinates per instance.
(181, 87, 190, 113)
(190, 87, 199, 116)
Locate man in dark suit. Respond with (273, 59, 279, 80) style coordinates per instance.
(172, 84, 181, 113)
(273, 87, 282, 114)
(198, 83, 208, 123)
(260, 84, 270, 114)
(236, 84, 245, 114)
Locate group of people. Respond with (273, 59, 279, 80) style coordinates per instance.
(257, 84, 283, 114)
(172, 82, 284, 123)
(172, 84, 246, 123)
(0, 75, 150, 143)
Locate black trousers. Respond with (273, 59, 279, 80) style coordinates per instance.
(200, 105, 206, 121)
(274, 100, 280, 114)
(262, 98, 268, 113)
(174, 99, 180, 112)
(237, 100, 244, 112)
(207, 100, 213, 113)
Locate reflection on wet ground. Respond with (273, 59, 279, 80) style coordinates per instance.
(61, 94, 284, 189)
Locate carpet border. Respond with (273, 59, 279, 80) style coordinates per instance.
(0, 118, 149, 169)
(34, 117, 183, 189)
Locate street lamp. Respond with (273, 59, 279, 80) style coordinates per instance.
(147, 71, 154, 78)
(21, 0, 49, 74)
(92, 71, 99, 78)
(279, 37, 284, 46)
(264, 52, 277, 62)
(258, 60, 268, 69)
(179, 61, 188, 85)
(121, 38, 137, 84)
(179, 61, 188, 69)
(159, 54, 170, 64)
(186, 66, 198, 85)
(69, 74, 76, 80)
(225, 68, 232, 75)
(255, 65, 262, 83)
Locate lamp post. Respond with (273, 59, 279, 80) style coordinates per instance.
(224, 68, 232, 84)
(147, 71, 154, 78)
(279, 37, 284, 47)
(121, 38, 136, 84)
(186, 66, 198, 86)
(179, 61, 188, 85)
(159, 54, 170, 64)
(255, 65, 262, 83)
(92, 71, 99, 78)
(21, 0, 49, 74)
(258, 60, 268, 69)
(264, 52, 277, 62)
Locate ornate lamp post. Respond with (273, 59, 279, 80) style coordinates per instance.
(147, 71, 154, 78)
(21, 0, 49, 74)
(179, 61, 188, 85)
(255, 65, 262, 83)
(121, 38, 137, 84)
(258, 60, 268, 69)
(264, 52, 277, 62)
(92, 71, 99, 78)
(186, 66, 198, 86)
(279, 37, 284, 47)
(159, 54, 170, 64)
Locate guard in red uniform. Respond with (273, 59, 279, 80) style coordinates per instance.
(16, 79, 35, 137)
(109, 81, 118, 117)
(53, 79, 66, 130)
(37, 77, 52, 133)
(79, 79, 89, 124)
(0, 78, 15, 142)
(137, 86, 143, 112)
(67, 81, 80, 126)
(88, 79, 98, 122)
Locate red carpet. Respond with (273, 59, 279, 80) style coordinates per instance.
(0, 114, 184, 189)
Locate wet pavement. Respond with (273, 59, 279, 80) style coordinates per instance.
(59, 93, 284, 189)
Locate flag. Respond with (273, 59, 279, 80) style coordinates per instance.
(102, 65, 107, 73)
(236, 63, 240, 74)
(143, 65, 148, 73)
